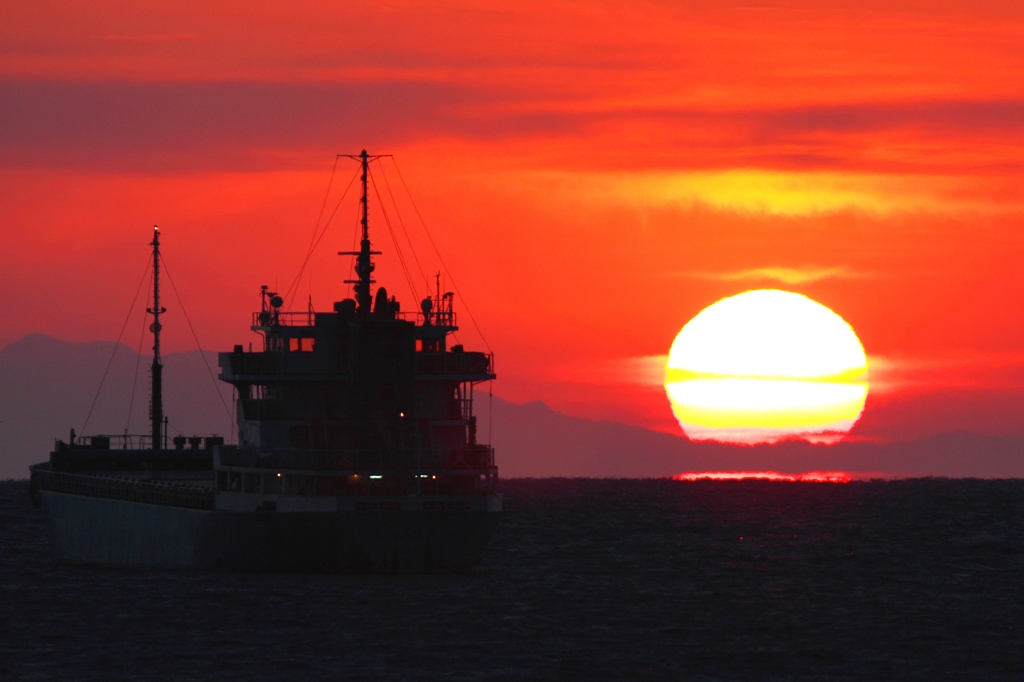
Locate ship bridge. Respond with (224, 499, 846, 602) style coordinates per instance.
(216, 150, 497, 500)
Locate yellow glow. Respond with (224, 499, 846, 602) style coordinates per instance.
(655, 171, 894, 215)
(682, 266, 867, 285)
(665, 290, 868, 444)
(510, 167, 1010, 217)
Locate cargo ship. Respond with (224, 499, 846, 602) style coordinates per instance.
(29, 151, 501, 573)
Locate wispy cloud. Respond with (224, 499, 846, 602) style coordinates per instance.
(550, 355, 668, 388)
(672, 266, 870, 285)
(525, 169, 1024, 219)
(868, 352, 1024, 394)
(579, 351, 1024, 395)
(605, 355, 668, 387)
(617, 170, 1022, 216)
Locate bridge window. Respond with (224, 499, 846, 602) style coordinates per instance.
(289, 337, 315, 352)
(249, 385, 277, 400)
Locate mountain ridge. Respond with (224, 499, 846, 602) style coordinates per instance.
(2, 334, 1022, 479)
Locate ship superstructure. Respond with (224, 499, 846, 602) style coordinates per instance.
(30, 151, 501, 573)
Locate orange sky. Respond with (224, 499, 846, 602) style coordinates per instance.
(2, 1, 1024, 440)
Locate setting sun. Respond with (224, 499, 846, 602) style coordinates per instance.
(665, 290, 868, 444)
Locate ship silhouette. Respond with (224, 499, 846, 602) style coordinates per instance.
(29, 151, 501, 573)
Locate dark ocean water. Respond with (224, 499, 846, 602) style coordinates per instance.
(1, 478, 1022, 681)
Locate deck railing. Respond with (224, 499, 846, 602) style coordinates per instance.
(415, 351, 493, 377)
(31, 466, 214, 510)
(62, 434, 224, 453)
(251, 310, 457, 328)
(69, 434, 154, 450)
(218, 444, 494, 471)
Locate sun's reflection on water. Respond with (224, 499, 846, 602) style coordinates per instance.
(674, 471, 853, 483)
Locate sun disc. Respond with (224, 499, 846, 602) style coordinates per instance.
(665, 289, 868, 444)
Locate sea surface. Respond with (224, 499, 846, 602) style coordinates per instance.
(1, 478, 1022, 681)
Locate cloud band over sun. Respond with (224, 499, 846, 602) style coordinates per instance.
(672, 266, 871, 285)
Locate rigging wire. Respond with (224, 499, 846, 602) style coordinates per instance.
(346, 200, 360, 297)
(124, 267, 154, 434)
(159, 254, 236, 442)
(307, 155, 340, 260)
(282, 158, 342, 306)
(375, 160, 431, 292)
(291, 155, 340, 312)
(164, 418, 187, 439)
(388, 157, 493, 353)
(81, 257, 152, 437)
(369, 168, 421, 304)
(282, 166, 361, 308)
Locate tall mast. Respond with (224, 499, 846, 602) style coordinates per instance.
(339, 150, 387, 314)
(148, 226, 166, 450)
(354, 150, 373, 314)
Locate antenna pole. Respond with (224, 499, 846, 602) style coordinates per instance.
(148, 226, 166, 451)
(355, 150, 373, 314)
(338, 151, 389, 314)
(360, 150, 370, 244)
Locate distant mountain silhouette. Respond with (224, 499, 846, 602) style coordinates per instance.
(1, 334, 1022, 479)
(477, 398, 1024, 478)
(0, 334, 234, 479)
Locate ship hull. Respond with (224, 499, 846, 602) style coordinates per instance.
(39, 490, 501, 574)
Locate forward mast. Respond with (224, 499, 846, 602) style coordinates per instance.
(147, 226, 167, 451)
